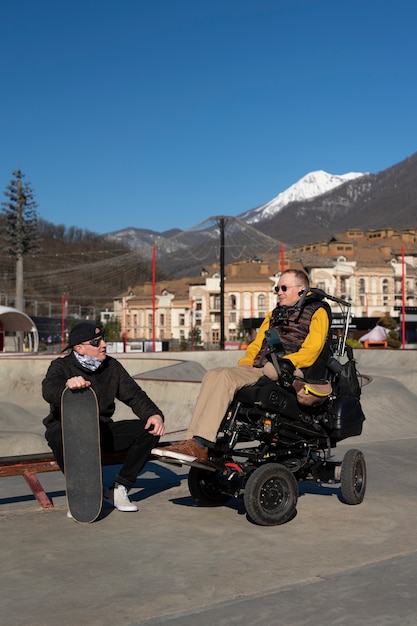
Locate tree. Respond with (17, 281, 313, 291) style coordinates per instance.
(103, 318, 122, 342)
(189, 325, 202, 349)
(377, 313, 401, 349)
(1, 169, 41, 312)
(237, 318, 249, 347)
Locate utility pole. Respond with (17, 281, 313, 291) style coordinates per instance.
(14, 178, 25, 312)
(215, 216, 228, 350)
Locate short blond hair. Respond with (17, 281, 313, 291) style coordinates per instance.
(280, 269, 309, 288)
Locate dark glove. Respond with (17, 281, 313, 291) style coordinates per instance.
(277, 358, 295, 388)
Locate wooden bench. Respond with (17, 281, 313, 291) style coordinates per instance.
(0, 451, 127, 509)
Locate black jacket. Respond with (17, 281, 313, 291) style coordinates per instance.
(42, 353, 164, 429)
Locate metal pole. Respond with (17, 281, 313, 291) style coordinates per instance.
(152, 245, 156, 352)
(219, 217, 225, 350)
(61, 294, 67, 351)
(401, 245, 406, 349)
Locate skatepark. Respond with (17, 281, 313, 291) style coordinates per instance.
(1, 349, 417, 625)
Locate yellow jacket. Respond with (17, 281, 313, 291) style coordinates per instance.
(238, 307, 329, 370)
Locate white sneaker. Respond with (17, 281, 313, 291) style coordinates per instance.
(104, 483, 138, 512)
(67, 510, 73, 519)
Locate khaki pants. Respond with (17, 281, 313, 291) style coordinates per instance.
(185, 366, 269, 444)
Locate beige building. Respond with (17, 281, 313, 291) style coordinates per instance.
(113, 278, 192, 348)
(188, 260, 282, 348)
(290, 228, 417, 319)
(112, 229, 417, 349)
(113, 259, 283, 349)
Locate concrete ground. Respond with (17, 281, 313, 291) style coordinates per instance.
(1, 350, 417, 625)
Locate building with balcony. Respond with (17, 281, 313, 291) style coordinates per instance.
(112, 229, 417, 349)
(289, 228, 417, 319)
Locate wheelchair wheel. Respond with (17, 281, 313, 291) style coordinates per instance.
(188, 467, 230, 507)
(244, 463, 298, 526)
(340, 448, 366, 505)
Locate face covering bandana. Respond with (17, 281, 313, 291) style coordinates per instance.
(74, 351, 103, 371)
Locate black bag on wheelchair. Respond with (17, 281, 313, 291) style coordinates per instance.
(330, 345, 361, 398)
(324, 346, 364, 440)
(325, 395, 365, 441)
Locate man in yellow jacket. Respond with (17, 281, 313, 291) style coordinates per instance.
(152, 269, 331, 463)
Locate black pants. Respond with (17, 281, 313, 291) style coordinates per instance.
(45, 419, 160, 489)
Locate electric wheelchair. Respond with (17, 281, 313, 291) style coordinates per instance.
(186, 289, 367, 526)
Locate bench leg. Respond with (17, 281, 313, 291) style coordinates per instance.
(23, 471, 55, 509)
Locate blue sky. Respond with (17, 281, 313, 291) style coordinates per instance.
(1, 0, 416, 235)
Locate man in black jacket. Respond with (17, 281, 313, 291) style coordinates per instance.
(42, 321, 165, 514)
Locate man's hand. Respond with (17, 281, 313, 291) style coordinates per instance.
(65, 376, 91, 389)
(277, 359, 295, 388)
(145, 414, 165, 437)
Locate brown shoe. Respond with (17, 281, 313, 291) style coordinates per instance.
(151, 439, 208, 462)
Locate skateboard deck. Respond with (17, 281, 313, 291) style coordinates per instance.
(61, 387, 102, 523)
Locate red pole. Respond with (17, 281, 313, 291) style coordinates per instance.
(401, 245, 406, 349)
(152, 245, 156, 352)
(280, 243, 285, 271)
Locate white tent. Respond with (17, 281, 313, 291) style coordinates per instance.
(0, 305, 39, 352)
(359, 324, 389, 343)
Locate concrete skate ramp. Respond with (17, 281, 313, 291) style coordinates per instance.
(137, 360, 206, 382)
(0, 350, 416, 456)
(352, 375, 417, 443)
(352, 349, 417, 443)
(0, 402, 50, 455)
(0, 352, 240, 456)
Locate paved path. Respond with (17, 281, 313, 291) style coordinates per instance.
(1, 353, 417, 625)
(1, 434, 417, 625)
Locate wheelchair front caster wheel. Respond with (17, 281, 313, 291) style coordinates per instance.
(188, 467, 231, 506)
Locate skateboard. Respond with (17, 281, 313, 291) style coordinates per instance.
(61, 387, 102, 523)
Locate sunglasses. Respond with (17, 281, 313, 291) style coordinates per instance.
(83, 335, 105, 347)
(274, 284, 303, 293)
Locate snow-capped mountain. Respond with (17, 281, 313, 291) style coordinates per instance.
(239, 170, 365, 224)
(104, 152, 417, 274)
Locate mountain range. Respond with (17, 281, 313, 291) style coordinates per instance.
(105, 151, 417, 276)
(4, 151, 416, 319)
(252, 152, 417, 245)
